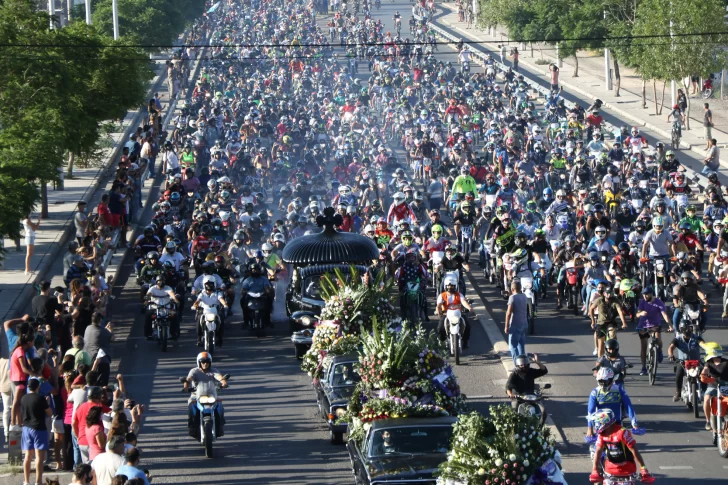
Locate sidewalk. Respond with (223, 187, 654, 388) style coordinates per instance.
(0, 57, 170, 322)
(437, 3, 728, 165)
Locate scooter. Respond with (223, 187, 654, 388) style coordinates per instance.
(180, 374, 230, 458)
(514, 383, 551, 428)
(246, 291, 268, 337)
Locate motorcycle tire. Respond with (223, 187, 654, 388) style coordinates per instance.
(203, 417, 213, 458)
(692, 382, 699, 418)
(205, 331, 215, 356)
(451, 333, 460, 365)
(527, 303, 535, 335)
(648, 347, 657, 385)
(571, 289, 578, 316)
(161, 326, 168, 353)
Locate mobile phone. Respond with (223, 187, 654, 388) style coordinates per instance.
(53, 291, 59, 297)
(129, 400, 136, 408)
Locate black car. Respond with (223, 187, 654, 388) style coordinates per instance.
(346, 417, 457, 485)
(315, 354, 360, 444)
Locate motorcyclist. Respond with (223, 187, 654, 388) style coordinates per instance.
(183, 352, 227, 439)
(610, 242, 639, 279)
(144, 275, 180, 340)
(192, 278, 229, 347)
(700, 343, 728, 443)
(587, 368, 639, 439)
(667, 321, 705, 402)
(595, 339, 628, 389)
(387, 191, 417, 226)
(672, 271, 708, 333)
(134, 226, 162, 274)
(394, 249, 429, 318)
(138, 251, 164, 296)
(588, 408, 654, 484)
(435, 276, 472, 348)
(506, 354, 548, 404)
(438, 244, 469, 294)
(240, 263, 274, 329)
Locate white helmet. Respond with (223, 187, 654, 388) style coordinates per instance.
(261, 243, 273, 251)
(393, 192, 405, 201)
(196, 352, 212, 368)
(555, 189, 566, 197)
(272, 233, 286, 243)
(444, 277, 458, 288)
(596, 367, 614, 382)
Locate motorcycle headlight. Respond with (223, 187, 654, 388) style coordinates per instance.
(655, 260, 665, 270)
(198, 396, 216, 404)
(687, 368, 699, 378)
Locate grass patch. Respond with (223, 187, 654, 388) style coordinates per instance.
(534, 58, 550, 65)
(0, 463, 22, 475)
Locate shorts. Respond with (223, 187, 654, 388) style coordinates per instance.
(706, 386, 718, 397)
(638, 326, 661, 339)
(551, 83, 559, 92)
(110, 213, 122, 228)
(12, 380, 27, 392)
(24, 234, 35, 246)
(51, 417, 64, 434)
(705, 125, 713, 140)
(21, 427, 49, 451)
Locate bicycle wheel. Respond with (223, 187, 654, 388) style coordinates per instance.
(671, 131, 680, 150)
(648, 346, 658, 385)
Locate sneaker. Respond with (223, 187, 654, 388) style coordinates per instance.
(11, 424, 21, 432)
(555, 302, 562, 310)
(657, 350, 664, 363)
(722, 311, 728, 318)
(532, 310, 538, 318)
(593, 348, 598, 356)
(706, 421, 713, 431)
(640, 366, 647, 376)
(673, 392, 680, 402)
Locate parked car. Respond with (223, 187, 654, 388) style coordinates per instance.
(346, 417, 457, 485)
(315, 354, 360, 444)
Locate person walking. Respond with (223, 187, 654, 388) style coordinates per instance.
(74, 201, 88, 246)
(22, 214, 40, 275)
(704, 103, 713, 149)
(511, 47, 519, 72)
(21, 378, 53, 485)
(504, 280, 529, 363)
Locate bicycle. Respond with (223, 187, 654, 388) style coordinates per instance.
(645, 327, 660, 385)
(671, 121, 681, 150)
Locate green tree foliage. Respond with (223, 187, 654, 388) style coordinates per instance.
(0, 0, 153, 238)
(92, 0, 206, 52)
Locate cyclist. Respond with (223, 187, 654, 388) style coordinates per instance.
(588, 283, 627, 358)
(588, 408, 654, 484)
(636, 286, 672, 376)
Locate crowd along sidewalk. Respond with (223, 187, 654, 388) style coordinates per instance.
(436, 2, 728, 166)
(0, 57, 170, 323)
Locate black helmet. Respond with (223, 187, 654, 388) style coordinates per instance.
(250, 263, 262, 276)
(604, 339, 619, 355)
(617, 242, 630, 255)
(514, 354, 528, 370)
(144, 226, 154, 237)
(514, 231, 527, 248)
(679, 221, 692, 233)
(147, 251, 159, 261)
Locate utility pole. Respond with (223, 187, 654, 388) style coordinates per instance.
(85, 0, 91, 25)
(604, 10, 612, 91)
(48, 0, 54, 29)
(67, 0, 72, 22)
(112, 0, 119, 39)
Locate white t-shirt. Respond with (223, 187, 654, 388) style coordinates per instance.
(160, 251, 186, 271)
(163, 151, 180, 171)
(92, 451, 125, 485)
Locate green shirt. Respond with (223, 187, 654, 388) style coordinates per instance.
(65, 348, 92, 369)
(680, 215, 701, 233)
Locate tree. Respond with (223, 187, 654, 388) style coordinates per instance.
(631, 0, 728, 121)
(557, 0, 607, 77)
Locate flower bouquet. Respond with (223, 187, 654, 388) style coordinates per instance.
(346, 395, 449, 441)
(300, 321, 343, 378)
(437, 407, 566, 485)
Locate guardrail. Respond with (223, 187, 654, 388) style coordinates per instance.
(421, 16, 711, 191)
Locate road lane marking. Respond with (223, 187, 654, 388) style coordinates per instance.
(658, 466, 693, 470)
(466, 395, 494, 399)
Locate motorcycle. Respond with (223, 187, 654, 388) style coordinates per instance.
(711, 381, 728, 457)
(402, 279, 423, 326)
(150, 302, 173, 352)
(679, 359, 703, 418)
(180, 374, 230, 458)
(246, 291, 268, 337)
(564, 262, 580, 315)
(198, 307, 220, 355)
(680, 302, 704, 337)
(514, 383, 551, 428)
(457, 223, 473, 262)
(446, 308, 466, 365)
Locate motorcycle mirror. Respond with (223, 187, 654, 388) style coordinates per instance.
(222, 374, 231, 381)
(627, 363, 634, 368)
(178, 377, 186, 383)
(543, 383, 552, 389)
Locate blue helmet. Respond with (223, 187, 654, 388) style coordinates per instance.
(543, 187, 553, 201)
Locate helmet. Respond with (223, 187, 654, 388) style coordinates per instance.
(617, 242, 630, 255)
(652, 216, 665, 229)
(514, 354, 529, 369)
(444, 277, 457, 289)
(543, 188, 553, 200)
(589, 409, 616, 435)
(555, 189, 565, 197)
(595, 226, 607, 239)
(596, 366, 615, 387)
(679, 221, 692, 233)
(147, 251, 159, 261)
(680, 271, 695, 286)
(704, 342, 723, 361)
(431, 224, 443, 236)
(604, 339, 619, 355)
(197, 352, 212, 368)
(514, 232, 527, 248)
(678, 321, 692, 335)
(261, 243, 273, 252)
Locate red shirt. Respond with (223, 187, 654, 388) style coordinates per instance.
(97, 203, 112, 226)
(596, 427, 637, 476)
(677, 233, 700, 250)
(74, 401, 111, 446)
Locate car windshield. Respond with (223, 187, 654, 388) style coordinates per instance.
(369, 426, 452, 457)
(331, 363, 361, 387)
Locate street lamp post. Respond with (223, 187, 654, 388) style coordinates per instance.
(112, 0, 119, 40)
(85, 0, 91, 25)
(48, 0, 54, 29)
(604, 10, 612, 91)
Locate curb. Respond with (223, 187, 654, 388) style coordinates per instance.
(464, 275, 567, 447)
(5, 63, 170, 321)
